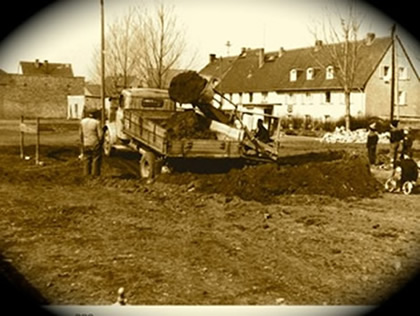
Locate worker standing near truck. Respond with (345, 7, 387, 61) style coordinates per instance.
(80, 109, 103, 177)
(366, 122, 379, 166)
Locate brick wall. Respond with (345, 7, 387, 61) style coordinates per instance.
(0, 74, 84, 119)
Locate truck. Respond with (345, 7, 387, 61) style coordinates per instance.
(103, 87, 247, 178)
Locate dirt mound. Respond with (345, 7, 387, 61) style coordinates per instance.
(162, 110, 217, 140)
(161, 152, 382, 203)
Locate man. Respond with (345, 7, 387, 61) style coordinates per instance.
(80, 109, 103, 176)
(366, 122, 379, 166)
(401, 127, 414, 159)
(389, 120, 404, 169)
(255, 119, 270, 143)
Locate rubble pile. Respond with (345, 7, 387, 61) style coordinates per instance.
(321, 127, 389, 144)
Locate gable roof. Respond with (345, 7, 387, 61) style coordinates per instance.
(20, 60, 74, 77)
(200, 37, 393, 93)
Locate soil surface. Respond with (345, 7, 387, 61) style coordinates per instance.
(161, 110, 217, 140)
(0, 124, 419, 306)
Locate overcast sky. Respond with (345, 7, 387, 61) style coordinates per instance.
(0, 0, 419, 80)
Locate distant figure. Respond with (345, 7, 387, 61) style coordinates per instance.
(80, 109, 103, 176)
(255, 119, 270, 143)
(397, 155, 418, 189)
(401, 127, 414, 158)
(389, 120, 404, 169)
(366, 122, 379, 165)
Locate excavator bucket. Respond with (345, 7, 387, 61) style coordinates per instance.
(168, 71, 230, 124)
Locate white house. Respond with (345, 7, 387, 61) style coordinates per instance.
(200, 33, 420, 130)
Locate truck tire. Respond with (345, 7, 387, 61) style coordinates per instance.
(103, 128, 113, 157)
(139, 151, 157, 179)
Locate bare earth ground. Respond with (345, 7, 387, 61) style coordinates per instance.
(0, 121, 419, 306)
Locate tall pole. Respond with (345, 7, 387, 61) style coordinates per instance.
(390, 24, 396, 122)
(100, 0, 106, 126)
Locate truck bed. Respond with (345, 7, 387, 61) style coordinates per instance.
(123, 109, 243, 158)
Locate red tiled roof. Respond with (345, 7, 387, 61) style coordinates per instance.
(200, 37, 393, 93)
(20, 60, 74, 77)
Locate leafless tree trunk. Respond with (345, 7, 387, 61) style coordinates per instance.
(311, 1, 363, 131)
(136, 2, 188, 89)
(90, 7, 140, 96)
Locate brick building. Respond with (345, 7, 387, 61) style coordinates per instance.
(0, 60, 84, 119)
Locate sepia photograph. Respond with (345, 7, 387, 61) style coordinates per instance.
(0, 1, 419, 315)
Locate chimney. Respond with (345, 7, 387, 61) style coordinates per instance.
(209, 54, 217, 63)
(365, 32, 376, 45)
(258, 48, 264, 68)
(314, 40, 323, 52)
(278, 47, 285, 58)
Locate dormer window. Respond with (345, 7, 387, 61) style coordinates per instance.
(326, 66, 334, 80)
(290, 69, 297, 82)
(306, 68, 314, 80)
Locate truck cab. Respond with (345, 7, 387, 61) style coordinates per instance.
(103, 88, 176, 156)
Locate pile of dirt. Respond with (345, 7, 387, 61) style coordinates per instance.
(161, 152, 382, 203)
(162, 110, 217, 140)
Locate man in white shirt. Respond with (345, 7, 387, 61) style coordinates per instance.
(80, 109, 103, 176)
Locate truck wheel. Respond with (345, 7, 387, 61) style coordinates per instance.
(103, 129, 113, 157)
(139, 151, 157, 179)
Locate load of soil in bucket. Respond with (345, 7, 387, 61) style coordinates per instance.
(169, 71, 208, 104)
(160, 152, 382, 203)
(161, 110, 217, 140)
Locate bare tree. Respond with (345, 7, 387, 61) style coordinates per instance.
(90, 7, 140, 95)
(136, 2, 188, 89)
(311, 1, 363, 131)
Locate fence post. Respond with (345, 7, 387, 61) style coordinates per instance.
(20, 115, 24, 159)
(35, 117, 40, 164)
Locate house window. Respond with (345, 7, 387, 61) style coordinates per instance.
(325, 91, 331, 104)
(288, 93, 296, 105)
(290, 69, 297, 82)
(261, 92, 268, 103)
(306, 68, 314, 80)
(304, 92, 313, 104)
(398, 67, 409, 80)
(326, 66, 334, 80)
(398, 90, 407, 106)
(249, 92, 253, 103)
(381, 65, 391, 81)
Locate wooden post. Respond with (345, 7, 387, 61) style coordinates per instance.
(390, 24, 396, 122)
(35, 117, 40, 164)
(100, 0, 106, 127)
(275, 117, 282, 155)
(20, 115, 24, 159)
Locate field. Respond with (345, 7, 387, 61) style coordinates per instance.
(0, 119, 419, 306)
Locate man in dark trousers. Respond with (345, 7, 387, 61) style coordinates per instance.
(389, 120, 404, 169)
(366, 122, 379, 165)
(80, 108, 103, 176)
